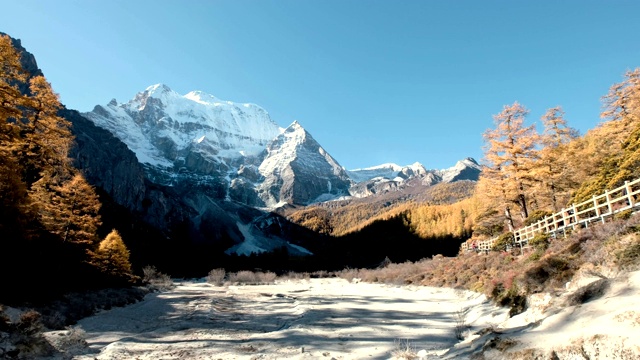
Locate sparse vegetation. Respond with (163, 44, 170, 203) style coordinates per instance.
(142, 266, 174, 291)
(453, 307, 468, 340)
(332, 214, 640, 315)
(391, 339, 418, 360)
(226, 270, 278, 285)
(206, 268, 226, 286)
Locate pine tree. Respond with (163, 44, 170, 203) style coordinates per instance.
(18, 76, 72, 187)
(608, 124, 640, 188)
(0, 35, 27, 129)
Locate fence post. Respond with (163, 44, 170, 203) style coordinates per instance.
(593, 195, 600, 218)
(605, 190, 613, 222)
(625, 181, 635, 207)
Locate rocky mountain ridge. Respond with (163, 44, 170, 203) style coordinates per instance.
(85, 84, 481, 208)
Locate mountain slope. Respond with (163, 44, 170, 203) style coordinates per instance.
(257, 121, 352, 207)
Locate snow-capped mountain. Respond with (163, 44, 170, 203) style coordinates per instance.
(347, 158, 481, 198)
(347, 162, 428, 183)
(85, 84, 482, 208)
(84, 84, 353, 208)
(256, 121, 352, 207)
(436, 157, 482, 183)
(86, 84, 281, 170)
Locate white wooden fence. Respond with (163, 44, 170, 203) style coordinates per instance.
(462, 178, 640, 253)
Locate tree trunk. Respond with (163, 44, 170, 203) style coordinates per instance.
(504, 206, 515, 232)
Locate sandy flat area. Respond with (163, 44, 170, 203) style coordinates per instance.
(66, 278, 507, 360)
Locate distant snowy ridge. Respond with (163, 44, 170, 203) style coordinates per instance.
(347, 159, 480, 185)
(347, 158, 481, 198)
(347, 162, 427, 183)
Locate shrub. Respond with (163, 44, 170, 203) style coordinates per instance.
(615, 235, 640, 269)
(206, 268, 226, 286)
(8, 310, 55, 358)
(614, 209, 634, 221)
(454, 308, 468, 340)
(565, 278, 610, 306)
(527, 248, 544, 262)
(391, 339, 418, 360)
(337, 268, 361, 282)
(226, 271, 277, 285)
(142, 265, 173, 291)
(228, 271, 258, 284)
(281, 271, 311, 280)
(492, 232, 515, 252)
(522, 255, 571, 293)
(16, 310, 43, 336)
(528, 233, 550, 250)
(257, 271, 277, 284)
(524, 210, 552, 226)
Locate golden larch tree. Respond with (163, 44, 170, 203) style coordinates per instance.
(571, 69, 640, 202)
(92, 229, 133, 280)
(30, 172, 101, 245)
(533, 106, 579, 211)
(480, 102, 539, 230)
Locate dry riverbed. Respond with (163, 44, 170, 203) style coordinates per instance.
(52, 278, 506, 359)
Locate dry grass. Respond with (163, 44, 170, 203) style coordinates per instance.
(454, 307, 468, 340)
(391, 339, 418, 360)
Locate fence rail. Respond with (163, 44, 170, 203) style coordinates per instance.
(462, 178, 640, 253)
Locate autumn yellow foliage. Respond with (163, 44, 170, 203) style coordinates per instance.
(91, 229, 134, 281)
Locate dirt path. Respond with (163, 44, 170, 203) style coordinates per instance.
(67, 278, 506, 359)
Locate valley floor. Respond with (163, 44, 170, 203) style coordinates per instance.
(51, 279, 506, 360)
(42, 271, 640, 359)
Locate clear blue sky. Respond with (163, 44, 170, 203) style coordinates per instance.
(3, 1, 640, 170)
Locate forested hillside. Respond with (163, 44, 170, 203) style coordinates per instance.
(472, 69, 640, 241)
(286, 180, 476, 236)
(0, 35, 134, 303)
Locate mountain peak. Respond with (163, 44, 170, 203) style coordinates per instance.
(145, 83, 173, 94)
(184, 90, 222, 105)
(462, 157, 479, 165)
(288, 120, 303, 129)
